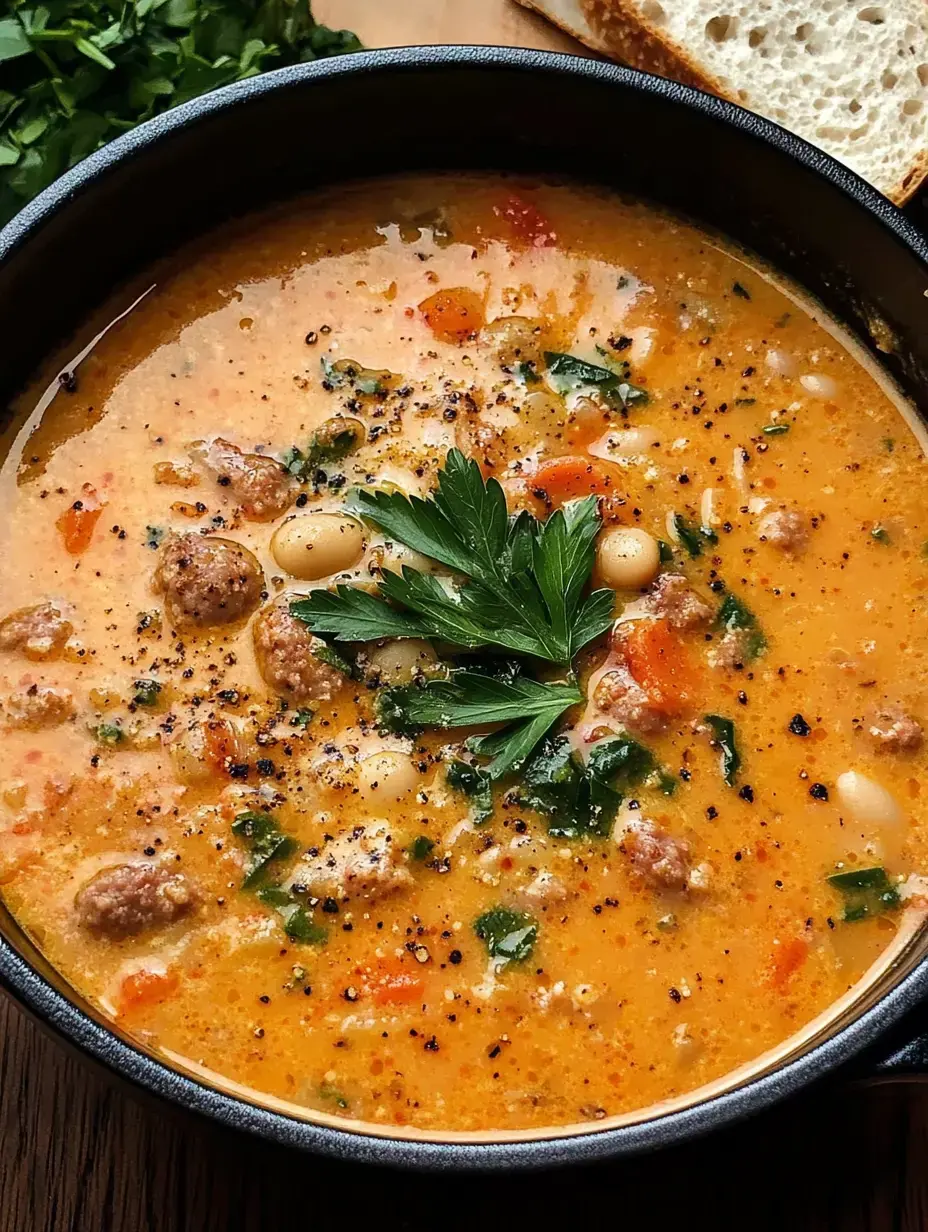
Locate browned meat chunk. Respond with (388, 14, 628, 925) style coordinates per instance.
(0, 602, 72, 661)
(707, 627, 752, 670)
(76, 863, 198, 939)
(593, 664, 667, 735)
(154, 533, 264, 630)
(4, 684, 75, 730)
(644, 574, 712, 630)
(757, 508, 807, 551)
(618, 819, 691, 891)
(195, 438, 295, 522)
(286, 824, 412, 904)
(866, 705, 923, 753)
(253, 599, 345, 703)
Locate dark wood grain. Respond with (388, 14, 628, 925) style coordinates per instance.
(3, 989, 928, 1232)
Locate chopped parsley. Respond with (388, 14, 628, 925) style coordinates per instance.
(715, 592, 767, 659)
(445, 759, 494, 823)
(544, 350, 648, 410)
(474, 906, 538, 963)
(704, 714, 741, 786)
(827, 866, 900, 923)
(231, 810, 298, 889)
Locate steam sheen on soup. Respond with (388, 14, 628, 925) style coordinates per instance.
(1, 176, 927, 1135)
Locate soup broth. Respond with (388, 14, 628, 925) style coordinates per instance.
(1, 175, 927, 1135)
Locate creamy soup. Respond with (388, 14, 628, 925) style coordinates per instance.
(1, 175, 927, 1137)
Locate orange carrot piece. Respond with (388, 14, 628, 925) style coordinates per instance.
(623, 619, 694, 714)
(118, 968, 179, 1014)
(371, 962, 424, 1007)
(532, 456, 613, 507)
(419, 287, 485, 343)
(56, 483, 104, 554)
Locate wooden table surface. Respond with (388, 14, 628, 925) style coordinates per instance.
(6, 3, 928, 1229)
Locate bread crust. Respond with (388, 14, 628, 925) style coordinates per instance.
(516, 0, 928, 204)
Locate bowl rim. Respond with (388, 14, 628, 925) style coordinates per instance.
(3, 43, 928, 1171)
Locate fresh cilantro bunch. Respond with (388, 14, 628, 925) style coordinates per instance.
(0, 0, 361, 227)
(290, 448, 618, 779)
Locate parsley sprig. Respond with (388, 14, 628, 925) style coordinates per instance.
(290, 448, 615, 664)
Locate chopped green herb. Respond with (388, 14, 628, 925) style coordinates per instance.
(883, 437, 895, 453)
(283, 416, 364, 479)
(827, 866, 900, 923)
(232, 810, 298, 889)
(445, 759, 494, 823)
(514, 360, 541, 385)
(715, 592, 767, 659)
(587, 735, 677, 796)
(321, 357, 395, 396)
(311, 641, 356, 678)
(256, 885, 292, 908)
(94, 722, 124, 746)
(544, 351, 648, 410)
(704, 714, 741, 786)
(762, 424, 790, 436)
(732, 281, 751, 300)
(657, 538, 674, 564)
(131, 679, 161, 707)
(279, 903, 328, 944)
(871, 526, 891, 545)
(473, 906, 538, 963)
(292, 449, 615, 665)
(318, 1082, 350, 1109)
(672, 514, 704, 558)
(518, 736, 620, 839)
(734, 397, 756, 407)
(0, 1, 362, 228)
(699, 525, 719, 545)
(289, 708, 314, 729)
(145, 525, 165, 550)
(408, 835, 435, 861)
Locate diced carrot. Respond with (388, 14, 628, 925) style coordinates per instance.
(532, 456, 615, 509)
(371, 961, 424, 1007)
(118, 967, 179, 1015)
(419, 287, 485, 343)
(622, 619, 694, 714)
(495, 193, 556, 248)
(767, 936, 809, 990)
(56, 483, 105, 555)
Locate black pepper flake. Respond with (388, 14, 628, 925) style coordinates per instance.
(669, 987, 682, 1003)
(449, 949, 462, 965)
(256, 758, 275, 776)
(228, 762, 249, 779)
(706, 805, 718, 820)
(809, 782, 829, 801)
(738, 785, 755, 803)
(424, 1036, 440, 1052)
(789, 713, 812, 737)
(322, 897, 339, 914)
(342, 987, 359, 1002)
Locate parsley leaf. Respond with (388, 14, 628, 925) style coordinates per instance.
(474, 906, 538, 963)
(292, 449, 614, 664)
(232, 809, 298, 889)
(518, 736, 621, 838)
(544, 351, 648, 410)
(827, 866, 900, 923)
(704, 714, 741, 785)
(379, 672, 582, 779)
(445, 759, 494, 823)
(0, 0, 362, 227)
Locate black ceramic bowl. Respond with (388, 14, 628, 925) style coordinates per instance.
(2, 45, 928, 1172)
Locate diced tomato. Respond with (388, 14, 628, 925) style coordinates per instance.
(203, 719, 240, 773)
(118, 967, 179, 1015)
(767, 936, 809, 990)
(495, 194, 556, 248)
(419, 287, 485, 343)
(56, 483, 105, 554)
(371, 961, 424, 1007)
(532, 456, 614, 508)
(622, 619, 694, 714)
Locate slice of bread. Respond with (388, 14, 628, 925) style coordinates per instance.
(516, 0, 928, 202)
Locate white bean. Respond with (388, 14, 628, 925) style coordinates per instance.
(765, 348, 797, 377)
(356, 751, 421, 800)
(799, 372, 839, 400)
(366, 638, 437, 684)
(596, 527, 661, 589)
(835, 771, 902, 826)
(271, 513, 364, 580)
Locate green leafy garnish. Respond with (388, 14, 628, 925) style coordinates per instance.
(672, 514, 715, 558)
(283, 417, 363, 479)
(0, 1, 362, 228)
(762, 424, 790, 436)
(279, 903, 327, 944)
(657, 538, 674, 564)
(474, 906, 538, 963)
(379, 672, 582, 780)
(513, 360, 541, 385)
(544, 351, 648, 410)
(321, 357, 394, 395)
(145, 525, 165, 550)
(131, 678, 161, 707)
(871, 526, 891, 545)
(445, 759, 494, 823)
(94, 721, 124, 746)
(311, 641, 356, 678)
(289, 708, 314, 729)
(518, 736, 620, 839)
(408, 835, 435, 861)
(291, 449, 615, 664)
(715, 592, 767, 659)
(318, 1081, 349, 1109)
(704, 714, 740, 785)
(232, 809, 298, 889)
(827, 866, 900, 923)
(587, 735, 677, 796)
